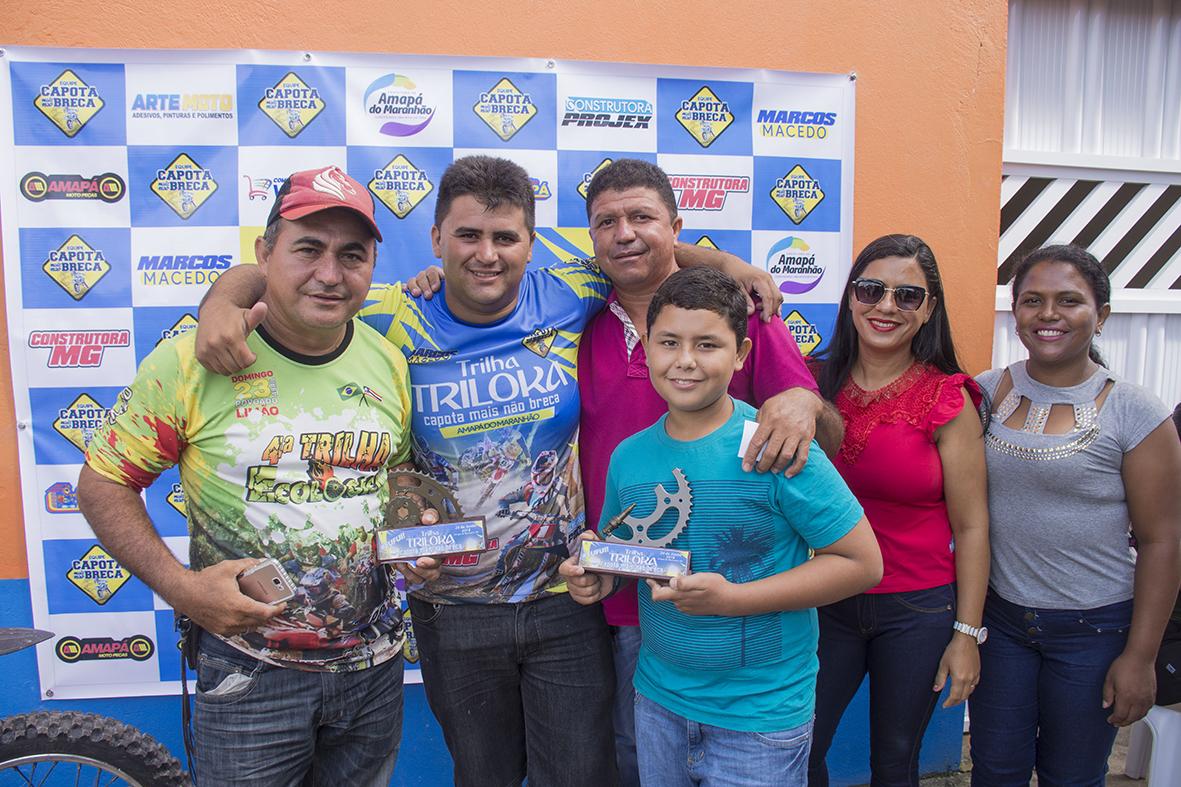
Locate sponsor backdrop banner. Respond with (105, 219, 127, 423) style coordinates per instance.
(0, 46, 855, 699)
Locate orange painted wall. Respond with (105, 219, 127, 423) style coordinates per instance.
(0, 1, 1008, 578)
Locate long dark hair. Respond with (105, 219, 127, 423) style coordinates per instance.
(1010, 244, 1109, 367)
(815, 234, 966, 401)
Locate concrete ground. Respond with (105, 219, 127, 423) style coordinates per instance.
(915, 727, 1141, 786)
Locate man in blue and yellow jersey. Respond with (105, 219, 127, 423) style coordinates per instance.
(195, 156, 775, 787)
(78, 166, 436, 786)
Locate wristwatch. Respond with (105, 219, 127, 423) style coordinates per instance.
(953, 621, 988, 644)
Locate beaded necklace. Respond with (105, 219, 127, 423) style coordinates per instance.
(985, 361, 1112, 462)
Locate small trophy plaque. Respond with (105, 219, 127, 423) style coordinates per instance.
(578, 539, 691, 580)
(376, 519, 487, 562)
(580, 469, 696, 580)
(376, 470, 485, 563)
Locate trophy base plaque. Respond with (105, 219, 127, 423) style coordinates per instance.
(578, 539, 691, 579)
(376, 519, 486, 562)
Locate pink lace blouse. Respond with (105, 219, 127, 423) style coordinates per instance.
(831, 363, 983, 593)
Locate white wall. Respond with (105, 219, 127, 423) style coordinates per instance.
(996, 0, 1181, 406)
(1005, 0, 1181, 161)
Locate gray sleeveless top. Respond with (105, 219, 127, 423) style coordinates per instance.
(977, 362, 1172, 610)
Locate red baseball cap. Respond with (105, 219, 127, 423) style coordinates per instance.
(266, 166, 382, 242)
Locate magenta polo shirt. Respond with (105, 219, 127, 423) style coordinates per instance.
(578, 295, 819, 626)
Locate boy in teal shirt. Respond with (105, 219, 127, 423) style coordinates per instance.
(562, 268, 882, 786)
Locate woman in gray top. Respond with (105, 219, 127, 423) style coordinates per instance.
(968, 245, 1181, 786)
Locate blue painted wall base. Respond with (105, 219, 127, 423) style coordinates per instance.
(824, 673, 965, 785)
(0, 578, 964, 784)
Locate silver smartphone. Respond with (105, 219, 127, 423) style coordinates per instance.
(237, 558, 296, 604)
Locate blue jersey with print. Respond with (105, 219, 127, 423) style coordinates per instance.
(602, 399, 864, 732)
(361, 259, 610, 603)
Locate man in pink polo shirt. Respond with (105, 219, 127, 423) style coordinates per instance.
(578, 158, 843, 787)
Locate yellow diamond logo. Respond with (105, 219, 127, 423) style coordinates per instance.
(258, 72, 325, 138)
(53, 393, 108, 454)
(784, 310, 822, 355)
(532, 179, 552, 200)
(369, 154, 433, 219)
(472, 77, 536, 141)
(694, 235, 719, 250)
(42, 235, 110, 301)
(675, 86, 733, 148)
(151, 153, 218, 220)
(166, 482, 188, 517)
(577, 158, 614, 201)
(33, 69, 104, 138)
(66, 545, 131, 605)
(770, 165, 825, 225)
(523, 327, 557, 358)
(159, 313, 199, 345)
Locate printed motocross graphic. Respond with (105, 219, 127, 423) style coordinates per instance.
(361, 259, 610, 603)
(85, 323, 413, 671)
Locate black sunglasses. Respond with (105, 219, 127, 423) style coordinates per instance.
(850, 278, 928, 311)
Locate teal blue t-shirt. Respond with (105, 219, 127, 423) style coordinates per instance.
(602, 398, 864, 731)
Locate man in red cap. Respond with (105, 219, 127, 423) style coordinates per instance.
(77, 166, 437, 786)
(265, 165, 384, 240)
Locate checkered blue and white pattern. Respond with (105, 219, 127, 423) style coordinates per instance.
(0, 47, 855, 699)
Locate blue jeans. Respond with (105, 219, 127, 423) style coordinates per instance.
(969, 590, 1132, 787)
(635, 692, 812, 786)
(1155, 615, 1181, 705)
(409, 592, 616, 787)
(612, 625, 642, 787)
(809, 584, 955, 787)
(191, 632, 402, 787)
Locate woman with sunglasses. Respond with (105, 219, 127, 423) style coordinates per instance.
(807, 234, 989, 786)
(968, 245, 1180, 785)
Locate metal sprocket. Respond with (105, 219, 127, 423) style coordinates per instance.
(607, 467, 693, 548)
(386, 470, 464, 528)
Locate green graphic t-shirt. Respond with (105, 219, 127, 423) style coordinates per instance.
(86, 321, 412, 671)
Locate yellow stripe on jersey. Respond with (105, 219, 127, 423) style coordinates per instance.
(550, 330, 582, 382)
(543, 260, 611, 302)
(360, 283, 444, 353)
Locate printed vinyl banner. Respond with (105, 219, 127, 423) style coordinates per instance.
(0, 47, 855, 699)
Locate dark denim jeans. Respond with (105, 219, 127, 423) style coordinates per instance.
(808, 584, 956, 787)
(635, 692, 813, 787)
(191, 632, 403, 787)
(969, 589, 1133, 787)
(409, 591, 616, 787)
(611, 625, 643, 787)
(1156, 616, 1181, 705)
